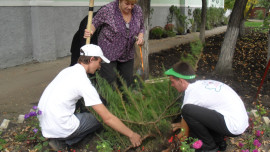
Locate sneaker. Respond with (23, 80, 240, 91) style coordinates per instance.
(48, 139, 69, 151)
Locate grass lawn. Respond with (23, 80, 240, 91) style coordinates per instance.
(245, 21, 263, 27)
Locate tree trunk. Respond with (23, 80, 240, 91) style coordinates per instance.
(199, 0, 207, 44)
(215, 0, 248, 75)
(239, 14, 245, 37)
(137, 0, 151, 79)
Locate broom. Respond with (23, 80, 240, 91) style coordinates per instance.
(86, 0, 95, 44)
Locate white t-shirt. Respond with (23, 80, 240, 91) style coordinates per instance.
(38, 64, 102, 138)
(183, 80, 249, 135)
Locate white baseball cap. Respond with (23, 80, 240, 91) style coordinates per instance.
(80, 44, 110, 63)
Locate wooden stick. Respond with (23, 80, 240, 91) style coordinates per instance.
(86, 0, 94, 44)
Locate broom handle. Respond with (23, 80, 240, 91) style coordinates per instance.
(86, 0, 94, 44)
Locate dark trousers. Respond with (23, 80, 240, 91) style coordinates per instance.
(99, 59, 134, 88)
(182, 104, 237, 150)
(60, 112, 102, 146)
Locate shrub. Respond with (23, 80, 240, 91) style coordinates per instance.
(181, 40, 203, 68)
(193, 7, 226, 31)
(92, 74, 181, 151)
(263, 15, 270, 27)
(164, 23, 175, 31)
(149, 26, 165, 39)
(176, 26, 185, 35)
(255, 10, 264, 20)
(164, 30, 177, 37)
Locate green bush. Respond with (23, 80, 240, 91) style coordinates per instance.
(193, 7, 226, 31)
(176, 26, 185, 35)
(92, 74, 181, 151)
(164, 30, 177, 37)
(263, 15, 270, 27)
(164, 23, 175, 31)
(255, 10, 264, 20)
(181, 40, 203, 68)
(149, 26, 165, 39)
(168, 5, 187, 34)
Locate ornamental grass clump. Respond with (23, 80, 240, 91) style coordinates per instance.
(92, 74, 181, 151)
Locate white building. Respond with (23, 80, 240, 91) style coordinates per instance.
(0, 0, 224, 69)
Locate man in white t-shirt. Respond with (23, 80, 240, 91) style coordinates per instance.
(164, 62, 249, 152)
(38, 44, 142, 151)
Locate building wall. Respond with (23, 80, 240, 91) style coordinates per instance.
(0, 0, 224, 69)
(0, 7, 33, 69)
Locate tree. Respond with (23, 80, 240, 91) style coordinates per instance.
(224, 0, 235, 10)
(240, 0, 258, 36)
(258, 0, 270, 18)
(137, 0, 151, 80)
(224, 0, 258, 37)
(199, 0, 207, 43)
(214, 0, 248, 75)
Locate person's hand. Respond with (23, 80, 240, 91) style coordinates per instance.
(84, 29, 94, 39)
(136, 36, 144, 46)
(171, 122, 182, 132)
(129, 132, 142, 147)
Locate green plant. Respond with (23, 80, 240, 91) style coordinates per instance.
(165, 130, 202, 152)
(258, 124, 270, 138)
(193, 7, 226, 31)
(167, 6, 175, 24)
(263, 15, 270, 28)
(255, 10, 264, 20)
(255, 101, 267, 116)
(245, 21, 263, 27)
(20, 106, 49, 151)
(180, 138, 202, 152)
(176, 26, 184, 35)
(169, 5, 188, 34)
(164, 30, 177, 37)
(15, 133, 28, 142)
(96, 140, 113, 152)
(193, 8, 201, 28)
(92, 74, 181, 151)
(234, 100, 269, 151)
(149, 26, 165, 39)
(164, 23, 175, 31)
(181, 40, 203, 68)
(0, 132, 6, 151)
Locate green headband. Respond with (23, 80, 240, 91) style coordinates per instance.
(165, 68, 196, 79)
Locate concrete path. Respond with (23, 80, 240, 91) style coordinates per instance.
(149, 26, 227, 54)
(0, 26, 227, 122)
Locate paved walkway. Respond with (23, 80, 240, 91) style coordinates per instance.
(0, 26, 227, 122)
(149, 26, 227, 54)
